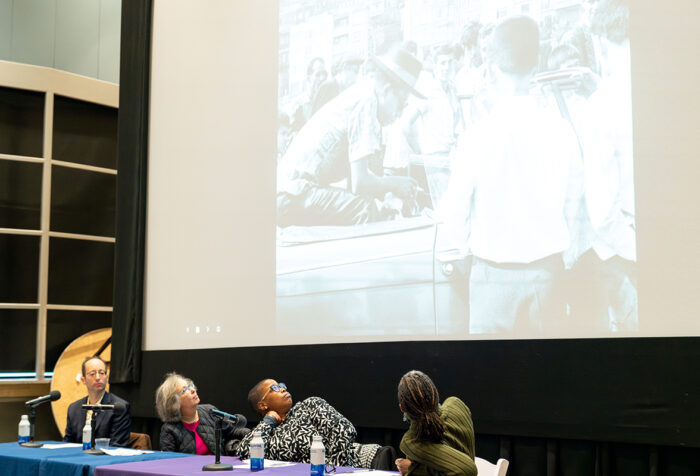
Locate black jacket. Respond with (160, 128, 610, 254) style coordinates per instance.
(159, 404, 249, 454)
(63, 392, 131, 447)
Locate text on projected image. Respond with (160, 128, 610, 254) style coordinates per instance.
(275, 0, 634, 340)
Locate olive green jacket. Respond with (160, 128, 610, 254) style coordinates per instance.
(399, 397, 477, 476)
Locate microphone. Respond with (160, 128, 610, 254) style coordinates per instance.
(211, 408, 238, 422)
(25, 390, 61, 407)
(82, 402, 126, 415)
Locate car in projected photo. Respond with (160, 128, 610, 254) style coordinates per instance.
(276, 214, 470, 338)
(275, 151, 473, 339)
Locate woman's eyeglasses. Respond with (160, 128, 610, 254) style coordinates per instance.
(178, 382, 195, 397)
(270, 383, 287, 393)
(260, 382, 288, 401)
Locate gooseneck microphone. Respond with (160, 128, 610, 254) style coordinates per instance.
(82, 402, 126, 415)
(203, 408, 237, 471)
(22, 390, 61, 448)
(25, 390, 61, 407)
(211, 408, 238, 422)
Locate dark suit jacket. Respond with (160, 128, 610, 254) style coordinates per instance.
(63, 391, 131, 447)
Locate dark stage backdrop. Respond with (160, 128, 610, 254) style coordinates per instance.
(112, 339, 700, 448)
(112, 1, 700, 473)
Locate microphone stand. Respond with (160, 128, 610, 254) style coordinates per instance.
(82, 409, 106, 455)
(202, 417, 233, 471)
(20, 406, 43, 448)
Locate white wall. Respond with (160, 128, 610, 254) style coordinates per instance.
(0, 0, 121, 83)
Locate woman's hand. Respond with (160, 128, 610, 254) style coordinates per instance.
(395, 457, 412, 475)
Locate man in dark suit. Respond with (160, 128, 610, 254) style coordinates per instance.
(63, 356, 131, 447)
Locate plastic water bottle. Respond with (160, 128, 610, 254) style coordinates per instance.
(310, 435, 325, 476)
(18, 415, 30, 444)
(250, 430, 264, 471)
(82, 419, 92, 450)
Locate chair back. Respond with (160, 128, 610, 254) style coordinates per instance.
(128, 432, 152, 450)
(475, 456, 509, 476)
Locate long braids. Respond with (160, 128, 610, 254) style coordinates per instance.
(398, 370, 445, 443)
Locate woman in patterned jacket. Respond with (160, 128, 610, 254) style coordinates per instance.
(236, 378, 380, 467)
(395, 370, 477, 476)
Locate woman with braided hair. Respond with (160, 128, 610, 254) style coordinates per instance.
(395, 370, 477, 476)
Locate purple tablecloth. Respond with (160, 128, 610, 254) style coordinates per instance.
(93, 456, 384, 476)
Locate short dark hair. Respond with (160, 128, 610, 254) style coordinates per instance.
(81, 355, 107, 377)
(590, 0, 629, 44)
(460, 21, 482, 49)
(432, 43, 457, 61)
(547, 43, 582, 70)
(306, 57, 325, 76)
(488, 16, 540, 75)
(332, 55, 363, 76)
(248, 379, 271, 415)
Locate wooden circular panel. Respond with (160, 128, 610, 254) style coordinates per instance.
(50, 328, 112, 437)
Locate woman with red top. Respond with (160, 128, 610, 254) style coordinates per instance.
(156, 372, 249, 455)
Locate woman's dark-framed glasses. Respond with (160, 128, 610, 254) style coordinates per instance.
(261, 382, 288, 402)
(270, 383, 287, 392)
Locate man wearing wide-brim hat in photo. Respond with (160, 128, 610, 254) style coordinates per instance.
(277, 45, 425, 227)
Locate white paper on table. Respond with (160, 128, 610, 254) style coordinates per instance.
(41, 443, 83, 449)
(234, 459, 296, 469)
(101, 448, 153, 456)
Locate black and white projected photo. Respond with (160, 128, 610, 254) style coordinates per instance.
(275, 0, 635, 340)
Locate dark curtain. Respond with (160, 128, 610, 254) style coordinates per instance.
(111, 0, 153, 383)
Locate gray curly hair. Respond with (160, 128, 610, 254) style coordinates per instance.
(155, 372, 194, 423)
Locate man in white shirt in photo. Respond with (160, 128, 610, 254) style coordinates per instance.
(441, 15, 581, 335)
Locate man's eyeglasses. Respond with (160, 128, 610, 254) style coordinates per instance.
(260, 382, 288, 401)
(86, 370, 107, 378)
(178, 382, 196, 397)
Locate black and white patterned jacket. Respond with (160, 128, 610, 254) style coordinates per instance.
(237, 397, 358, 466)
(159, 404, 249, 454)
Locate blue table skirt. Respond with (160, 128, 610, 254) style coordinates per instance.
(0, 441, 188, 476)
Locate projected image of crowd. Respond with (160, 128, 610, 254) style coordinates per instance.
(276, 0, 636, 335)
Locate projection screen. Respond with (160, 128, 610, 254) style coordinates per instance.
(144, 0, 700, 350)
